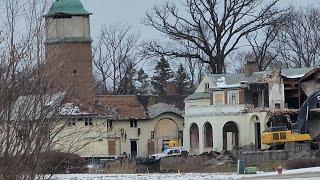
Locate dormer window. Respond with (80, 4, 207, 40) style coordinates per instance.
(205, 83, 210, 92)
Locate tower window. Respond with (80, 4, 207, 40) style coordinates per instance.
(53, 14, 72, 19)
(73, 69, 78, 75)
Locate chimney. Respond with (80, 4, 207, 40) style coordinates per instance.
(244, 61, 259, 75)
(165, 82, 177, 95)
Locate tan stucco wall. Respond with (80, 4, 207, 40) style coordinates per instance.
(55, 113, 184, 158)
(53, 117, 107, 157)
(119, 113, 184, 157)
(184, 112, 268, 154)
(185, 99, 210, 107)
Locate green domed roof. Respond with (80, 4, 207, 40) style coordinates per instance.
(45, 0, 92, 17)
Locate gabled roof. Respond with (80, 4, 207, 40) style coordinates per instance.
(97, 95, 148, 120)
(11, 92, 65, 120)
(45, 0, 92, 17)
(95, 95, 186, 120)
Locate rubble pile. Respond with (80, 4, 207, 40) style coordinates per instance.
(205, 152, 233, 166)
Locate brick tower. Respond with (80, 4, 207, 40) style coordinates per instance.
(44, 0, 94, 101)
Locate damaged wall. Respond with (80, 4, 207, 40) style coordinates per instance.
(268, 71, 285, 109)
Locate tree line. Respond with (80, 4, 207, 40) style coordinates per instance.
(94, 1, 320, 95)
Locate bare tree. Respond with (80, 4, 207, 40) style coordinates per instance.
(246, 24, 282, 71)
(93, 24, 142, 95)
(143, 0, 285, 74)
(227, 51, 248, 74)
(0, 0, 104, 179)
(181, 41, 208, 89)
(276, 7, 320, 68)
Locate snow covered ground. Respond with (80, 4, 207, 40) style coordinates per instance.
(51, 167, 320, 180)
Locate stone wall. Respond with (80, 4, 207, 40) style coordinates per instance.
(237, 150, 288, 162)
(236, 143, 312, 163)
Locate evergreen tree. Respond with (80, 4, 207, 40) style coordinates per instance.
(118, 62, 137, 95)
(151, 57, 173, 95)
(137, 68, 149, 94)
(174, 63, 190, 95)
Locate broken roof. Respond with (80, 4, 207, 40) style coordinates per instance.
(282, 67, 313, 79)
(204, 67, 315, 89)
(186, 67, 317, 101)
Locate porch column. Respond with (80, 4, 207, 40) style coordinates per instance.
(213, 125, 223, 152)
(198, 123, 204, 154)
(183, 123, 190, 152)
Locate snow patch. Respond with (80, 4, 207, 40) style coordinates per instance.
(283, 73, 306, 79)
(51, 166, 320, 180)
(59, 103, 90, 116)
(216, 77, 241, 88)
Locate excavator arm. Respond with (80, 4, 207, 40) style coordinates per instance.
(262, 90, 320, 146)
(295, 90, 320, 134)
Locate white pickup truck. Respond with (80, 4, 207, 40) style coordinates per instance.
(151, 147, 183, 160)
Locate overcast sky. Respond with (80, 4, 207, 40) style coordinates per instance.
(81, 0, 319, 40)
(82, 0, 160, 39)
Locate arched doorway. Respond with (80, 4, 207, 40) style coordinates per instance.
(204, 122, 213, 149)
(223, 121, 239, 151)
(154, 118, 178, 153)
(251, 115, 261, 149)
(190, 123, 199, 153)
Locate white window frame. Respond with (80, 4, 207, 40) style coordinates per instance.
(84, 117, 93, 126)
(130, 119, 138, 128)
(227, 91, 239, 105)
(205, 83, 210, 92)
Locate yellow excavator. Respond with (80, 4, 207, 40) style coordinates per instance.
(262, 90, 320, 149)
(162, 139, 180, 151)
